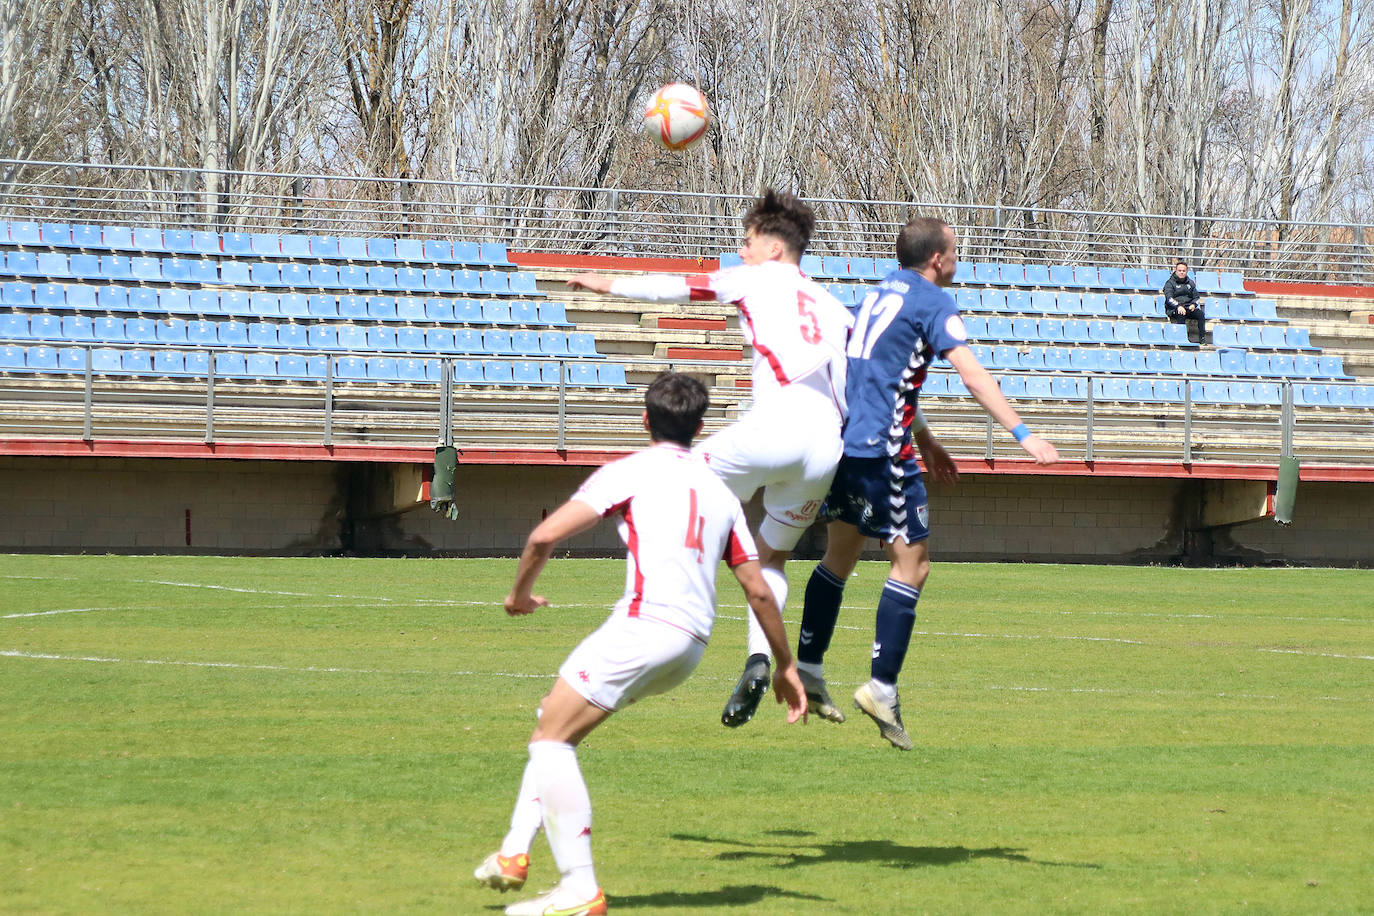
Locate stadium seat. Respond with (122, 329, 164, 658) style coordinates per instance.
(1286, 327, 1316, 350)
(0, 313, 31, 340)
(219, 261, 251, 285)
(309, 236, 340, 258)
(1296, 384, 1329, 406)
(1004, 289, 1030, 313)
(367, 296, 398, 320)
(1070, 349, 1102, 371)
(246, 353, 278, 378)
(183, 352, 211, 376)
(1169, 351, 1197, 374)
(1051, 376, 1084, 399)
(1129, 294, 1157, 318)
(277, 324, 308, 350)
(338, 295, 368, 320)
(1023, 264, 1051, 286)
(151, 350, 185, 376)
(307, 325, 339, 349)
(336, 325, 368, 350)
(1028, 290, 1056, 314)
(453, 359, 484, 384)
(1195, 350, 1222, 374)
(1292, 354, 1320, 377)
(1224, 299, 1251, 321)
(1243, 352, 1270, 375)
(483, 330, 515, 354)
(951, 261, 974, 285)
(973, 263, 1000, 285)
(824, 256, 852, 279)
(1218, 349, 1245, 374)
(1251, 299, 1280, 321)
(1119, 349, 1146, 373)
(310, 264, 341, 288)
(280, 234, 310, 258)
(998, 264, 1025, 286)
(453, 299, 483, 323)
(479, 242, 515, 267)
(991, 345, 1020, 369)
(568, 362, 599, 386)
(307, 295, 338, 318)
(425, 268, 454, 292)
(218, 320, 249, 347)
(425, 298, 455, 322)
(850, 258, 878, 280)
(395, 239, 423, 262)
(222, 232, 252, 255)
(1087, 320, 1114, 343)
(367, 266, 399, 291)
(1127, 378, 1154, 401)
(366, 356, 398, 380)
(1038, 318, 1064, 342)
(395, 296, 426, 321)
(1113, 321, 1140, 344)
(452, 241, 482, 265)
(1138, 322, 1164, 345)
(122, 318, 157, 344)
(1194, 270, 1221, 293)
(396, 357, 429, 383)
(1073, 266, 1100, 287)
(334, 236, 366, 260)
(1353, 385, 1374, 408)
(985, 316, 1013, 340)
(248, 322, 278, 348)
(981, 289, 1009, 312)
(1080, 293, 1108, 316)
(395, 326, 426, 351)
(366, 326, 399, 351)
(1094, 378, 1130, 401)
(481, 301, 511, 325)
(251, 233, 280, 256)
(955, 289, 980, 312)
(482, 359, 514, 383)
(453, 270, 481, 293)
(426, 328, 457, 352)
(156, 318, 189, 344)
(539, 301, 571, 326)
(66, 254, 100, 279)
(509, 360, 542, 386)
(511, 329, 541, 356)
(338, 265, 367, 289)
(278, 293, 309, 318)
(336, 356, 367, 379)
(61, 315, 96, 342)
(422, 240, 454, 263)
(509, 272, 540, 296)
(1259, 326, 1286, 349)
(480, 271, 510, 294)
(1047, 265, 1074, 287)
(1326, 384, 1355, 407)
(1097, 267, 1124, 289)
(1318, 355, 1350, 379)
(1252, 382, 1281, 405)
(396, 266, 424, 291)
(211, 352, 246, 377)
(453, 328, 483, 352)
(1024, 376, 1053, 398)
(999, 374, 1027, 399)
(1269, 354, 1296, 376)
(277, 354, 311, 378)
(1043, 347, 1072, 371)
(1105, 294, 1132, 316)
(97, 254, 131, 280)
(73, 224, 104, 249)
(280, 263, 310, 287)
(1019, 347, 1046, 370)
(250, 292, 280, 317)
(192, 231, 220, 254)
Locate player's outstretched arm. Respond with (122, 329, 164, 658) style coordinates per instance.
(568, 272, 696, 303)
(731, 559, 807, 724)
(504, 500, 602, 616)
(566, 273, 615, 293)
(945, 345, 1060, 465)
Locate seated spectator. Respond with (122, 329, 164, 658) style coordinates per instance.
(1162, 260, 1207, 344)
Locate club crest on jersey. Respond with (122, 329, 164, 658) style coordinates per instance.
(917, 504, 929, 529)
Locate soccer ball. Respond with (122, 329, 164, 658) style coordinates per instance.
(642, 83, 710, 150)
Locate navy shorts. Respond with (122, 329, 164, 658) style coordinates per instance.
(819, 454, 930, 544)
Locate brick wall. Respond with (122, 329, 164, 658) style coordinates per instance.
(0, 457, 1369, 565)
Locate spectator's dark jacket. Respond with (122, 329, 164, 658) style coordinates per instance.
(1162, 274, 1200, 308)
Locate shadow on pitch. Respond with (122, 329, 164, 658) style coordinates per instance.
(611, 884, 830, 910)
(670, 830, 1101, 871)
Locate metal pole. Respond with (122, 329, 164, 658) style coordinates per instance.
(557, 360, 567, 450)
(204, 352, 215, 444)
(984, 413, 994, 460)
(1182, 378, 1193, 464)
(82, 346, 93, 440)
(1085, 377, 1095, 462)
(439, 359, 453, 447)
(1281, 380, 1294, 458)
(323, 355, 334, 446)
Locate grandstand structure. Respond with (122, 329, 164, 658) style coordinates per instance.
(0, 161, 1371, 564)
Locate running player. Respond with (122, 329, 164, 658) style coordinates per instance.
(795, 216, 1059, 749)
(568, 189, 852, 728)
(474, 372, 807, 916)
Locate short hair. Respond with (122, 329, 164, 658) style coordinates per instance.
(1175, 260, 1188, 268)
(645, 372, 709, 447)
(896, 217, 951, 269)
(742, 189, 814, 257)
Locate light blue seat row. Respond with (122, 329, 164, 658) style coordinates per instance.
(920, 371, 1372, 407)
(0, 252, 539, 295)
(0, 344, 622, 386)
(0, 221, 515, 267)
(962, 344, 1342, 380)
(1211, 325, 1319, 351)
(964, 315, 1193, 347)
(951, 263, 1248, 295)
(0, 283, 569, 326)
(799, 255, 889, 281)
(0, 314, 598, 358)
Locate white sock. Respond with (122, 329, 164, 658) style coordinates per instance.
(868, 678, 898, 702)
(528, 741, 599, 897)
(499, 758, 542, 857)
(748, 565, 790, 660)
(796, 660, 823, 680)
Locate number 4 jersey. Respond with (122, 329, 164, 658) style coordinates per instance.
(572, 442, 759, 643)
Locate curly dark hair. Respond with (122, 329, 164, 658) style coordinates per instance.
(742, 189, 815, 258)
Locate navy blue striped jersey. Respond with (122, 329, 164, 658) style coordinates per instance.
(841, 268, 968, 458)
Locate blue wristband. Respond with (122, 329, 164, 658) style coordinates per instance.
(1011, 423, 1031, 443)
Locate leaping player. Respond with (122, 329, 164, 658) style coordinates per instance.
(568, 189, 853, 728)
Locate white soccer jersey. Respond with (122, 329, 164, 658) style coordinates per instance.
(686, 262, 851, 414)
(571, 443, 757, 643)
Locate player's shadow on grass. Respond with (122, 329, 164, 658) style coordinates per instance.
(670, 830, 1101, 871)
(611, 884, 830, 910)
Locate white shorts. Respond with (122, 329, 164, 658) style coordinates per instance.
(559, 614, 706, 711)
(695, 384, 843, 552)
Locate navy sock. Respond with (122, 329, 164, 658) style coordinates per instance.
(871, 579, 919, 684)
(798, 564, 846, 665)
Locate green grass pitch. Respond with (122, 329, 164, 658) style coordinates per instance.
(2, 555, 1372, 913)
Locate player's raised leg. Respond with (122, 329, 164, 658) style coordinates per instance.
(853, 537, 930, 751)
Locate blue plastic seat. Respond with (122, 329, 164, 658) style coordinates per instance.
(1008, 318, 1038, 342)
(568, 332, 600, 357)
(307, 325, 339, 349)
(337, 326, 368, 350)
(1251, 299, 1279, 321)
(481, 359, 514, 383)
(367, 326, 400, 351)
(279, 263, 309, 288)
(338, 295, 368, 320)
(1252, 382, 1281, 405)
(1028, 290, 1057, 314)
(848, 258, 878, 280)
(250, 292, 280, 317)
(973, 263, 1000, 285)
(191, 231, 220, 254)
(1170, 352, 1197, 374)
(219, 261, 251, 285)
(60, 314, 95, 342)
(307, 294, 337, 318)
(1119, 349, 1146, 373)
(479, 271, 510, 294)
(540, 331, 570, 356)
(1296, 384, 1328, 406)
(97, 254, 131, 280)
(123, 317, 157, 344)
(0, 313, 31, 339)
(1224, 299, 1251, 321)
(71, 224, 102, 249)
(425, 268, 454, 292)
(65, 254, 100, 279)
(426, 328, 457, 352)
(277, 324, 308, 349)
(1269, 353, 1296, 376)
(451, 241, 481, 265)
(510, 329, 540, 355)
(1194, 270, 1221, 293)
(980, 289, 1009, 312)
(998, 264, 1025, 286)
(221, 232, 251, 255)
(1352, 385, 1374, 407)
(423, 240, 454, 263)
(1218, 349, 1245, 374)
(395, 327, 426, 351)
(1128, 294, 1156, 318)
(1002, 289, 1028, 313)
(508, 360, 541, 386)
(337, 265, 366, 289)
(1061, 320, 1089, 343)
(334, 355, 367, 379)
(962, 315, 987, 339)
(248, 322, 278, 347)
(1211, 326, 1239, 348)
(397, 357, 429, 382)
(310, 236, 340, 258)
(212, 291, 245, 317)
(21, 345, 59, 371)
(823, 256, 851, 279)
(1087, 320, 1115, 343)
(984, 316, 1012, 340)
(154, 228, 190, 253)
(482, 301, 512, 325)
(156, 318, 189, 344)
(126, 288, 159, 313)
(955, 289, 981, 312)
(1044, 347, 1072, 370)
(1070, 348, 1102, 371)
(1097, 267, 1124, 289)
(367, 295, 398, 320)
(366, 356, 398, 380)
(479, 242, 515, 267)
(36, 252, 70, 278)
(335, 237, 365, 261)
(510, 272, 541, 296)
(250, 233, 280, 256)
(280, 234, 310, 258)
(29, 313, 63, 340)
(364, 266, 397, 291)
(539, 301, 570, 326)
(1074, 266, 1100, 288)
(37, 223, 71, 246)
(450, 300, 481, 324)
(1024, 376, 1053, 398)
(1105, 294, 1132, 316)
(1023, 264, 1051, 286)
(277, 293, 309, 318)
(120, 349, 153, 374)
(1260, 326, 1287, 349)
(1286, 327, 1315, 349)
(453, 328, 483, 352)
(396, 266, 424, 291)
(1094, 378, 1130, 400)
(1051, 376, 1084, 398)
(452, 270, 482, 293)
(568, 362, 599, 386)
(277, 354, 310, 378)
(1018, 347, 1046, 370)
(309, 264, 341, 289)
(1038, 318, 1064, 342)
(991, 345, 1020, 368)
(481, 329, 514, 354)
(245, 352, 277, 378)
(187, 259, 219, 283)
(1138, 322, 1163, 345)
(217, 320, 249, 347)
(1318, 355, 1349, 379)
(131, 227, 164, 252)
(1127, 378, 1154, 401)
(367, 238, 398, 261)
(425, 298, 455, 322)
(1078, 293, 1106, 315)
(952, 262, 974, 284)
(183, 352, 210, 376)
(1194, 350, 1222, 374)
(999, 374, 1027, 398)
(1243, 352, 1270, 375)
(395, 296, 426, 321)
(1293, 355, 1320, 377)
(1122, 268, 1149, 289)
(452, 359, 484, 384)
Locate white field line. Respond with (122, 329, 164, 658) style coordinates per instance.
(2, 607, 120, 619)
(1257, 648, 1374, 661)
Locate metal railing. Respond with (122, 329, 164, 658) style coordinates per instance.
(2, 159, 1372, 285)
(1, 349, 1371, 467)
